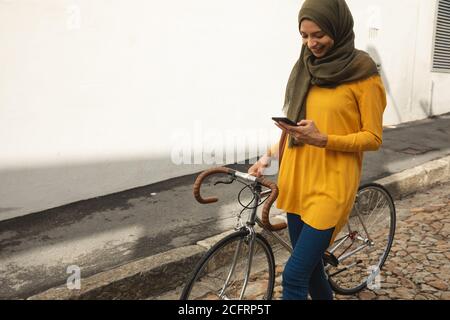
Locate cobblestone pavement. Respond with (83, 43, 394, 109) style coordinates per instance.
(154, 178, 450, 300)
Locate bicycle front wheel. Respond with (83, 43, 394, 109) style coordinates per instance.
(327, 183, 396, 295)
(180, 229, 275, 300)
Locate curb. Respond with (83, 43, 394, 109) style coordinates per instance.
(28, 245, 206, 300)
(28, 155, 450, 300)
(375, 155, 450, 200)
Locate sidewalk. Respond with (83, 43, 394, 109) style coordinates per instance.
(1, 114, 450, 299)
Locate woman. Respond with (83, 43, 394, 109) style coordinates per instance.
(248, 0, 386, 300)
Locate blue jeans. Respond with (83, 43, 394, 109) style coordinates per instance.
(282, 213, 335, 300)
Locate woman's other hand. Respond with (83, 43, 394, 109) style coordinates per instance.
(274, 120, 328, 148)
(248, 154, 271, 177)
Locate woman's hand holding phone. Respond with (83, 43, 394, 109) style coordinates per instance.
(273, 118, 328, 148)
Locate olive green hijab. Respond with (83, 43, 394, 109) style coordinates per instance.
(283, 0, 379, 147)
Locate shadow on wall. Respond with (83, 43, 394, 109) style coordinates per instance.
(366, 44, 403, 123)
(419, 80, 434, 118)
(364, 44, 404, 189)
(367, 45, 437, 120)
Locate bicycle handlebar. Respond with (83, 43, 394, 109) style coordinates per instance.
(193, 167, 287, 231)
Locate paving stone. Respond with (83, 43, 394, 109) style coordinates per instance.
(358, 291, 377, 300)
(380, 283, 400, 289)
(427, 253, 445, 261)
(421, 284, 439, 292)
(400, 277, 416, 289)
(396, 251, 408, 258)
(428, 280, 448, 291)
(386, 276, 399, 284)
(275, 265, 284, 275)
(391, 287, 415, 300)
(440, 292, 450, 300)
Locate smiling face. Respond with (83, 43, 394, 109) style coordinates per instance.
(300, 19, 335, 58)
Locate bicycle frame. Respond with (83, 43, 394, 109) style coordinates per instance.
(190, 168, 391, 299)
(236, 183, 376, 282)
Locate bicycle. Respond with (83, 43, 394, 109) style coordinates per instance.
(180, 166, 396, 300)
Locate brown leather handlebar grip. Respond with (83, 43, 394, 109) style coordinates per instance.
(193, 167, 233, 204)
(193, 166, 286, 231)
(256, 177, 287, 231)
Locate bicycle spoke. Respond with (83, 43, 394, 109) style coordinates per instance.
(360, 190, 382, 220)
(354, 207, 373, 242)
(364, 196, 386, 222)
(365, 200, 389, 230)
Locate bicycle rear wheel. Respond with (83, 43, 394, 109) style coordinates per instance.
(180, 229, 275, 300)
(326, 183, 396, 295)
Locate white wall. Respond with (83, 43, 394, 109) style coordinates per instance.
(1, 0, 449, 221)
(0, 0, 301, 220)
(347, 0, 450, 125)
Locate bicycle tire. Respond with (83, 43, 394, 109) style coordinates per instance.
(180, 229, 276, 300)
(327, 183, 396, 295)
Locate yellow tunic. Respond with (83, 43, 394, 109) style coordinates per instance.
(273, 75, 386, 243)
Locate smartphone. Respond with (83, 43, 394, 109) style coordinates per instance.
(272, 117, 298, 126)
